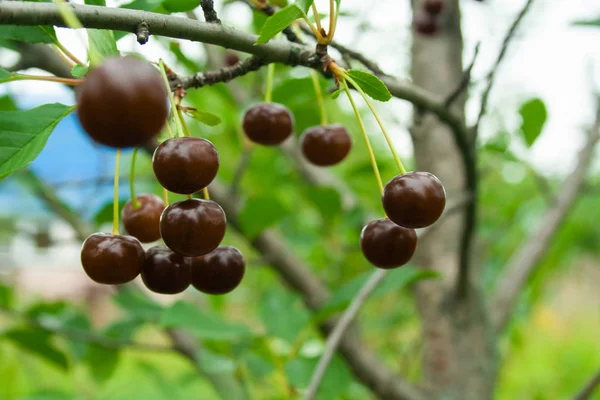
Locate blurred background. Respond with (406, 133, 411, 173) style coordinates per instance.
(0, 0, 599, 399)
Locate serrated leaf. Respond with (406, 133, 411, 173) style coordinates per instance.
(87, 29, 119, 66)
(259, 288, 310, 344)
(160, 301, 252, 341)
(187, 110, 222, 126)
(162, 0, 200, 12)
(345, 69, 392, 102)
(0, 25, 56, 44)
(519, 98, 547, 147)
(239, 194, 290, 238)
(0, 103, 74, 179)
(256, 4, 304, 44)
(4, 329, 69, 370)
(71, 65, 89, 78)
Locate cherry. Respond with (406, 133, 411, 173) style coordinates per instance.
(360, 219, 417, 269)
(414, 14, 438, 36)
(76, 56, 168, 148)
(242, 103, 294, 146)
(141, 246, 192, 294)
(224, 52, 240, 67)
(122, 194, 165, 243)
(423, 0, 443, 15)
(80, 233, 144, 284)
(160, 199, 226, 257)
(382, 172, 446, 229)
(300, 124, 352, 166)
(191, 246, 245, 295)
(152, 137, 219, 194)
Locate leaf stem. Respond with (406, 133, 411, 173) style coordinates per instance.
(303, 16, 325, 43)
(112, 149, 121, 236)
(129, 147, 140, 209)
(178, 107, 192, 137)
(265, 62, 275, 103)
(311, 2, 322, 32)
(7, 75, 83, 86)
(311, 70, 328, 125)
(342, 72, 407, 174)
(53, 42, 86, 67)
(341, 80, 383, 194)
(158, 59, 185, 138)
(327, 0, 339, 41)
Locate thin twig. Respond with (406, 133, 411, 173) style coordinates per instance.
(445, 42, 480, 107)
(176, 56, 266, 89)
(473, 0, 536, 138)
(573, 369, 600, 400)
(200, 0, 220, 24)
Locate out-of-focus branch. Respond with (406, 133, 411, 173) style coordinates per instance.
(573, 369, 600, 400)
(473, 0, 536, 137)
(200, 0, 220, 24)
(491, 101, 600, 331)
(174, 56, 266, 89)
(445, 42, 480, 107)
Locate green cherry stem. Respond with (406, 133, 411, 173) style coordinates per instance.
(129, 147, 140, 210)
(53, 42, 86, 67)
(158, 59, 185, 138)
(6, 74, 83, 86)
(178, 107, 192, 137)
(164, 121, 174, 139)
(341, 79, 384, 194)
(311, 3, 323, 32)
(342, 72, 407, 175)
(163, 188, 169, 207)
(311, 70, 328, 125)
(112, 149, 121, 236)
(328, 0, 335, 40)
(264, 63, 275, 104)
(202, 187, 210, 200)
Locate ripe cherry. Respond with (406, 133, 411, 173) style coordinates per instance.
(152, 137, 219, 195)
(300, 124, 352, 166)
(141, 246, 192, 294)
(360, 219, 417, 269)
(191, 246, 245, 295)
(423, 0, 444, 15)
(414, 14, 438, 36)
(80, 233, 144, 284)
(160, 199, 226, 257)
(122, 194, 165, 243)
(242, 103, 294, 146)
(382, 172, 446, 229)
(76, 56, 168, 148)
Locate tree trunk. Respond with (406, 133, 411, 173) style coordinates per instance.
(410, 1, 497, 398)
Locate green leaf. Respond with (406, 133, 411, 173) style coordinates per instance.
(331, 89, 341, 100)
(4, 329, 69, 370)
(0, 103, 74, 179)
(93, 200, 127, 227)
(519, 98, 547, 147)
(0, 283, 13, 308)
(345, 69, 392, 102)
(198, 350, 237, 374)
(0, 68, 20, 84)
(294, 0, 314, 14)
(85, 345, 120, 383)
(0, 25, 56, 44)
(0, 95, 17, 112)
(71, 65, 89, 78)
(112, 289, 163, 321)
(162, 0, 200, 12)
(315, 267, 438, 322)
(572, 18, 600, 27)
(285, 356, 352, 396)
(239, 194, 290, 238)
(121, 0, 164, 12)
(87, 29, 119, 66)
(259, 288, 310, 344)
(256, 4, 304, 44)
(187, 110, 222, 126)
(304, 186, 342, 223)
(85, 0, 106, 5)
(160, 301, 252, 341)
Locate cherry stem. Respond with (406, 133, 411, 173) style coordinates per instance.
(129, 147, 140, 210)
(303, 16, 326, 43)
(163, 187, 169, 206)
(187, 194, 192, 200)
(112, 148, 121, 236)
(311, 70, 328, 126)
(341, 79, 384, 194)
(7, 74, 83, 86)
(265, 63, 275, 104)
(311, 2, 323, 33)
(53, 42, 85, 67)
(164, 121, 174, 139)
(158, 59, 185, 138)
(178, 107, 192, 137)
(342, 72, 407, 174)
(327, 0, 335, 41)
(202, 187, 210, 200)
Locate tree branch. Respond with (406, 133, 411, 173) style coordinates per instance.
(491, 102, 600, 331)
(199, 0, 220, 24)
(473, 0, 536, 137)
(573, 369, 600, 400)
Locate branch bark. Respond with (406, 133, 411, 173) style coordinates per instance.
(491, 104, 600, 331)
(573, 369, 600, 400)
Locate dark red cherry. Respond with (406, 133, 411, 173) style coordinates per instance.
(160, 199, 226, 257)
(300, 124, 352, 166)
(242, 103, 294, 146)
(152, 137, 219, 195)
(76, 56, 168, 148)
(191, 246, 245, 295)
(360, 219, 417, 269)
(141, 246, 192, 294)
(382, 172, 446, 229)
(424, 0, 443, 15)
(80, 233, 144, 284)
(414, 14, 438, 36)
(122, 194, 165, 243)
